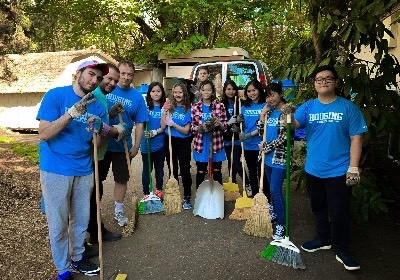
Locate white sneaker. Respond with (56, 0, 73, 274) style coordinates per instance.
(114, 211, 128, 227)
(273, 224, 285, 240)
(245, 185, 253, 197)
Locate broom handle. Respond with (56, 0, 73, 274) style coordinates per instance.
(228, 96, 237, 179)
(167, 110, 174, 177)
(285, 114, 291, 237)
(239, 99, 247, 193)
(145, 122, 153, 193)
(118, 113, 135, 195)
(259, 113, 268, 193)
(93, 133, 104, 280)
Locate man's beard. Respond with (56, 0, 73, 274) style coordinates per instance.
(78, 76, 96, 94)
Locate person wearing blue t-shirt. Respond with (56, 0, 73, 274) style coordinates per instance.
(258, 83, 295, 241)
(238, 80, 270, 200)
(37, 60, 109, 279)
(99, 61, 149, 227)
(161, 83, 193, 210)
(220, 80, 249, 188)
(293, 65, 368, 271)
(140, 82, 167, 198)
(87, 63, 126, 251)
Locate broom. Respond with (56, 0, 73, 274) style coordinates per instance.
(119, 113, 139, 237)
(163, 110, 182, 215)
(93, 132, 104, 280)
(229, 99, 252, 220)
(243, 114, 273, 238)
(223, 96, 241, 201)
(138, 122, 165, 214)
(260, 114, 305, 269)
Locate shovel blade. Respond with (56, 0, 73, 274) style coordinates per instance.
(193, 178, 224, 219)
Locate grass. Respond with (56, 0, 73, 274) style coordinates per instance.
(0, 135, 39, 165)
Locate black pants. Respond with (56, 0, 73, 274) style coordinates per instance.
(165, 136, 193, 198)
(244, 149, 270, 200)
(195, 161, 223, 189)
(224, 144, 248, 184)
(306, 173, 352, 253)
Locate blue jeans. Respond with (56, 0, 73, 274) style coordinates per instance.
(141, 148, 165, 195)
(40, 171, 93, 274)
(265, 166, 286, 225)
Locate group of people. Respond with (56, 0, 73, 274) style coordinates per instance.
(37, 61, 367, 279)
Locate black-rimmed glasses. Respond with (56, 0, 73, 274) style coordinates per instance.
(314, 77, 335, 84)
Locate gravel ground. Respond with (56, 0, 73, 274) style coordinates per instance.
(1, 131, 399, 280)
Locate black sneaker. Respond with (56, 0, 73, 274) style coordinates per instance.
(70, 258, 100, 276)
(83, 243, 98, 259)
(301, 237, 332, 252)
(103, 230, 122, 242)
(336, 252, 361, 271)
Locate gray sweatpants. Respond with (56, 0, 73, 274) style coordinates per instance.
(40, 171, 93, 274)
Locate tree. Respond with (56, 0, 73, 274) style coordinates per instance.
(0, 1, 32, 55)
(282, 0, 400, 225)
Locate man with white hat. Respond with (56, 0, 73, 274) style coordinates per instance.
(37, 60, 109, 279)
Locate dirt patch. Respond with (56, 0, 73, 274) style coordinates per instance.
(0, 132, 54, 279)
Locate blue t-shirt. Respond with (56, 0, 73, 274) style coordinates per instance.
(106, 86, 149, 152)
(294, 97, 368, 178)
(242, 102, 264, 150)
(225, 102, 241, 147)
(165, 106, 192, 138)
(140, 106, 165, 153)
(193, 104, 226, 162)
(36, 85, 107, 176)
(264, 109, 285, 169)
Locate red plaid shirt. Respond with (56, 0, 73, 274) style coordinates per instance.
(191, 101, 227, 154)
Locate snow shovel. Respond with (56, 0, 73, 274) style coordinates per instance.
(193, 131, 224, 219)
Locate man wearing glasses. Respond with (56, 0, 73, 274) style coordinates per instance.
(291, 65, 367, 271)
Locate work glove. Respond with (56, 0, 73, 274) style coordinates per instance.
(109, 102, 124, 119)
(165, 116, 175, 126)
(239, 132, 252, 141)
(86, 116, 111, 137)
(197, 122, 210, 134)
(145, 129, 158, 139)
(346, 167, 360, 186)
(113, 123, 128, 141)
(68, 93, 96, 118)
(211, 117, 222, 129)
(256, 120, 264, 136)
(230, 123, 240, 133)
(227, 116, 238, 126)
(162, 98, 171, 114)
(236, 114, 244, 124)
(281, 103, 296, 115)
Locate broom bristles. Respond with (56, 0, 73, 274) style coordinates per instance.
(229, 206, 251, 220)
(224, 191, 241, 201)
(122, 194, 139, 237)
(243, 193, 273, 238)
(164, 178, 182, 215)
(261, 238, 306, 269)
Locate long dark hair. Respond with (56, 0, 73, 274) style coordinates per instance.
(146, 82, 166, 110)
(171, 83, 191, 113)
(221, 80, 240, 118)
(266, 82, 286, 104)
(243, 80, 266, 107)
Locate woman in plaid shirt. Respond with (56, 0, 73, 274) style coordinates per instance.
(259, 83, 294, 240)
(191, 80, 228, 189)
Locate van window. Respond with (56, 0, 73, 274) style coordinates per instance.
(195, 63, 222, 83)
(227, 62, 258, 89)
